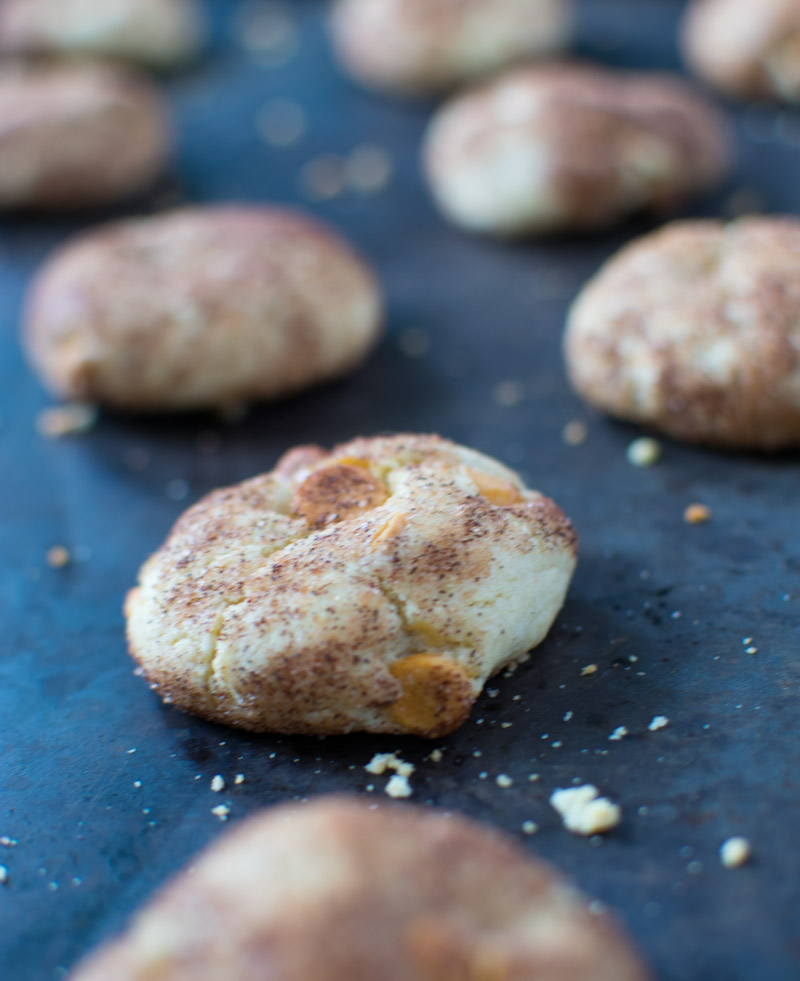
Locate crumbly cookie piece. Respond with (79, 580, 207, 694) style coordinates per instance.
(0, 0, 204, 69)
(423, 63, 729, 237)
(682, 0, 800, 102)
(0, 63, 169, 210)
(68, 797, 650, 981)
(24, 206, 382, 410)
(564, 217, 800, 450)
(330, 0, 572, 96)
(126, 434, 577, 738)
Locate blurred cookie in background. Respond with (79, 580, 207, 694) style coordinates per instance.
(0, 62, 170, 210)
(423, 63, 730, 237)
(24, 205, 383, 410)
(68, 797, 651, 981)
(330, 0, 573, 97)
(0, 0, 205, 70)
(564, 217, 800, 450)
(682, 0, 800, 102)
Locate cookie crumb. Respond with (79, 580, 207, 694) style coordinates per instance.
(36, 403, 98, 438)
(562, 420, 588, 446)
(46, 546, 70, 568)
(581, 663, 598, 676)
(211, 804, 230, 821)
(234, 774, 245, 785)
(550, 785, 622, 836)
(0, 866, 7, 884)
(492, 380, 525, 407)
(720, 836, 751, 868)
(210, 775, 226, 793)
(648, 715, 669, 731)
(299, 154, 345, 201)
(626, 437, 661, 467)
(365, 752, 415, 779)
(345, 144, 392, 194)
(609, 726, 628, 741)
(684, 503, 711, 524)
(428, 749, 443, 763)
(521, 821, 538, 835)
(384, 774, 412, 798)
(0, 837, 18, 847)
(496, 774, 513, 788)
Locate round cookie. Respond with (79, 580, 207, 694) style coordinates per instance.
(24, 206, 383, 410)
(0, 0, 205, 69)
(423, 63, 730, 237)
(330, 0, 572, 96)
(564, 217, 800, 450)
(682, 0, 800, 102)
(125, 434, 578, 738)
(68, 797, 650, 981)
(0, 63, 169, 210)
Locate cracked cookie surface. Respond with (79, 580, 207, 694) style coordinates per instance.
(69, 797, 650, 981)
(126, 434, 577, 737)
(564, 217, 800, 449)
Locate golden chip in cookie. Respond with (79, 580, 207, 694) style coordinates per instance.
(423, 63, 729, 237)
(682, 0, 800, 102)
(0, 0, 205, 69)
(23, 205, 383, 410)
(0, 63, 170, 210)
(330, 0, 573, 96)
(125, 435, 577, 737)
(68, 797, 651, 981)
(564, 217, 800, 450)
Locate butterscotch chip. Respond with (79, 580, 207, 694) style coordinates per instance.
(682, 0, 800, 103)
(68, 798, 651, 981)
(330, 0, 573, 96)
(423, 63, 729, 237)
(565, 216, 800, 450)
(0, 0, 205, 69)
(24, 206, 382, 411)
(684, 503, 712, 524)
(125, 434, 577, 737)
(0, 63, 169, 210)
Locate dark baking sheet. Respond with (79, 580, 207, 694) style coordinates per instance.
(2, 1, 799, 978)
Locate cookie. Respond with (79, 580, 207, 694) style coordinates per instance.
(125, 434, 577, 737)
(682, 0, 800, 102)
(0, 63, 169, 210)
(24, 206, 383, 410)
(330, 0, 572, 96)
(68, 797, 650, 981)
(0, 0, 204, 69)
(423, 63, 729, 237)
(564, 217, 800, 450)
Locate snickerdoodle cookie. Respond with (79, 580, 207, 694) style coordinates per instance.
(126, 434, 577, 738)
(564, 217, 800, 449)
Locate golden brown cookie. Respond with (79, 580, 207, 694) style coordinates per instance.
(682, 0, 800, 102)
(24, 205, 383, 410)
(125, 434, 578, 737)
(0, 62, 169, 210)
(564, 217, 800, 450)
(68, 797, 651, 981)
(330, 0, 572, 96)
(423, 62, 729, 237)
(0, 0, 205, 69)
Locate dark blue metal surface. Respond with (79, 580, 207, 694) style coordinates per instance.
(1, 1, 798, 979)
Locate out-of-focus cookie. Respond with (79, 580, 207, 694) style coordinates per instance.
(125, 434, 577, 738)
(24, 206, 382, 410)
(0, 0, 205, 69)
(423, 63, 730, 237)
(682, 0, 800, 102)
(564, 217, 800, 450)
(69, 797, 650, 981)
(330, 0, 572, 96)
(0, 63, 169, 210)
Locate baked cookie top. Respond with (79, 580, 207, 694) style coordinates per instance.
(564, 216, 800, 449)
(423, 62, 729, 236)
(126, 434, 577, 737)
(69, 797, 650, 981)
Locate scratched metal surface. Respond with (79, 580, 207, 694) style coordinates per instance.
(1, 1, 799, 979)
